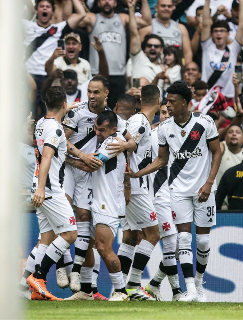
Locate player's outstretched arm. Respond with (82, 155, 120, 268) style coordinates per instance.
(126, 145, 169, 178)
(32, 146, 54, 208)
(198, 138, 221, 203)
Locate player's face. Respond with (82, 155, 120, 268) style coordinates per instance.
(144, 39, 163, 63)
(194, 89, 207, 102)
(159, 104, 169, 122)
(155, 0, 175, 20)
(36, 1, 53, 25)
(88, 81, 109, 110)
(225, 126, 243, 147)
(98, 0, 117, 15)
(166, 93, 186, 117)
(65, 39, 81, 60)
(212, 28, 229, 49)
(94, 120, 117, 142)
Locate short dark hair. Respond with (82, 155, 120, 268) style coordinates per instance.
(192, 80, 208, 91)
(211, 20, 230, 33)
(163, 45, 182, 67)
(35, 0, 55, 11)
(117, 93, 136, 107)
(45, 86, 66, 110)
(196, 5, 204, 14)
(96, 110, 118, 128)
(90, 75, 109, 90)
(141, 85, 160, 105)
(161, 98, 168, 106)
(141, 34, 164, 51)
(166, 82, 192, 104)
(226, 124, 243, 133)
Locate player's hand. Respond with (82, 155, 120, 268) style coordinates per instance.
(52, 47, 65, 59)
(126, 87, 141, 97)
(125, 165, 139, 179)
(107, 137, 127, 155)
(83, 153, 103, 169)
(197, 182, 212, 203)
(32, 188, 45, 208)
(91, 35, 103, 52)
(66, 102, 80, 113)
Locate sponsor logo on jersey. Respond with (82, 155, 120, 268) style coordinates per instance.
(162, 222, 171, 231)
(35, 128, 43, 136)
(210, 61, 232, 71)
(169, 134, 175, 138)
(174, 147, 202, 160)
(55, 250, 62, 257)
(190, 130, 200, 140)
(98, 31, 122, 44)
(150, 212, 157, 221)
(86, 118, 93, 123)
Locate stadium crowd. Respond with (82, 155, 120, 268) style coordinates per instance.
(20, 0, 243, 302)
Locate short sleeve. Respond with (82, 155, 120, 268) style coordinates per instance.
(158, 123, 167, 146)
(127, 116, 146, 144)
(44, 124, 63, 155)
(95, 136, 117, 163)
(63, 108, 80, 132)
(205, 117, 219, 141)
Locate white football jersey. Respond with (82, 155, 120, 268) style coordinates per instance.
(91, 132, 126, 217)
(32, 118, 66, 195)
(23, 20, 71, 75)
(126, 113, 152, 194)
(63, 101, 126, 156)
(148, 127, 170, 203)
(158, 113, 218, 196)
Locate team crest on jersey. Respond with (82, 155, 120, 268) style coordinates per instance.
(190, 130, 200, 140)
(51, 137, 58, 146)
(181, 130, 186, 137)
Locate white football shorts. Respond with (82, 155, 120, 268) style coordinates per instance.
(125, 194, 158, 230)
(153, 200, 177, 238)
(91, 211, 120, 238)
(36, 193, 77, 234)
(170, 192, 216, 227)
(64, 164, 92, 210)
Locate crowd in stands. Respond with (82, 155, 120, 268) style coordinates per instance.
(22, 0, 243, 210)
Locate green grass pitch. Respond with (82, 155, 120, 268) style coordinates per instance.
(24, 301, 243, 320)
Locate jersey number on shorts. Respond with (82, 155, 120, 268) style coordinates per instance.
(206, 206, 215, 217)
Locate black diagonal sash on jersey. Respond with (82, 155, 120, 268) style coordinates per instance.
(105, 157, 117, 174)
(154, 166, 167, 196)
(138, 148, 152, 187)
(168, 123, 205, 186)
(74, 130, 96, 150)
(207, 46, 230, 89)
(24, 26, 58, 62)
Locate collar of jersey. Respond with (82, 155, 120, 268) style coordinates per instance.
(173, 112, 192, 128)
(138, 112, 149, 122)
(63, 56, 81, 65)
(36, 21, 51, 29)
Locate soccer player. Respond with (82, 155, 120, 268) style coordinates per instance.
(27, 86, 78, 301)
(91, 110, 129, 301)
(124, 85, 161, 301)
(145, 99, 182, 301)
(62, 75, 136, 294)
(127, 82, 221, 302)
